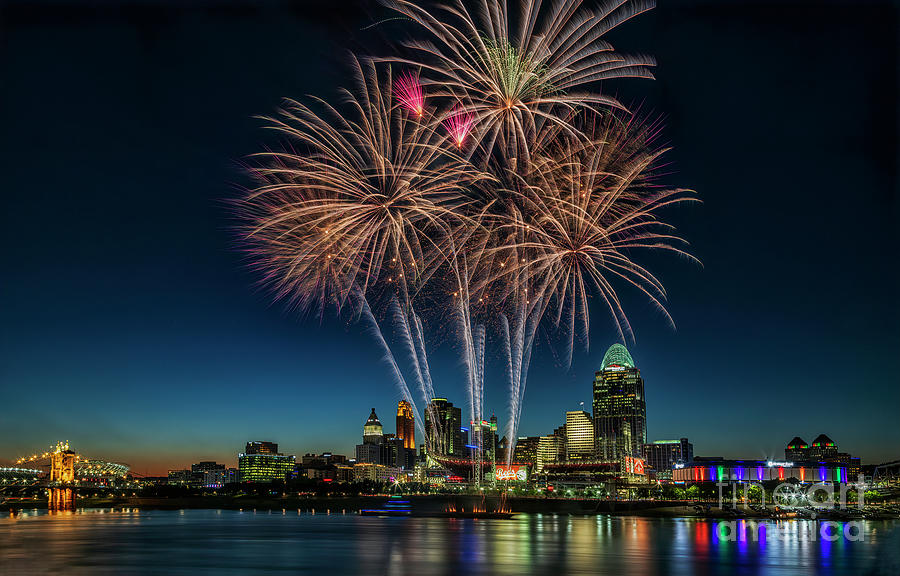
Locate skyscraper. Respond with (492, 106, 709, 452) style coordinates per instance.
(363, 408, 384, 445)
(357, 408, 385, 464)
(536, 427, 567, 472)
(396, 401, 415, 450)
(565, 410, 594, 460)
(593, 344, 647, 460)
(513, 436, 540, 464)
(424, 398, 463, 458)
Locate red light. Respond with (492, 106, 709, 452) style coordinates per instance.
(322, 478, 332, 482)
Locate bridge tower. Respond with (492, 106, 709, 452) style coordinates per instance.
(48, 441, 76, 510)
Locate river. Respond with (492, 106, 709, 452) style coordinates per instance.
(2, 509, 898, 574)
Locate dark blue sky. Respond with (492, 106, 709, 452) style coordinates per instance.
(1, 0, 897, 475)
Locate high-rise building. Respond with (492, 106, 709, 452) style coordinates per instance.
(593, 344, 646, 460)
(783, 434, 860, 479)
(424, 398, 463, 457)
(536, 426, 567, 472)
(396, 401, 416, 450)
(785, 437, 810, 461)
(513, 436, 540, 464)
(363, 409, 384, 445)
(808, 434, 838, 461)
(642, 439, 693, 480)
(239, 441, 295, 483)
(565, 410, 594, 461)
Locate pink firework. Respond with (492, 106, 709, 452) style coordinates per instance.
(395, 71, 424, 117)
(443, 106, 473, 148)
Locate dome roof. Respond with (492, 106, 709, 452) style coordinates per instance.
(786, 437, 808, 449)
(811, 434, 834, 447)
(601, 343, 635, 370)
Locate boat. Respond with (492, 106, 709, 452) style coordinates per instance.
(359, 496, 412, 517)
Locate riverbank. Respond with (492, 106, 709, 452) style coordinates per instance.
(6, 494, 897, 519)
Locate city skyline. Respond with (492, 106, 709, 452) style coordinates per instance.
(2, 0, 898, 476)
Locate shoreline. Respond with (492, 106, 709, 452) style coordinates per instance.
(4, 495, 897, 520)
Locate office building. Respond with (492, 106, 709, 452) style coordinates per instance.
(513, 436, 540, 464)
(536, 426, 567, 472)
(565, 410, 594, 461)
(784, 434, 861, 480)
(593, 344, 647, 460)
(396, 401, 416, 450)
(191, 461, 226, 488)
(238, 441, 295, 483)
(424, 398, 464, 458)
(642, 439, 693, 480)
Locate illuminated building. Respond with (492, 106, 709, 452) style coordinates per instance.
(808, 434, 838, 460)
(642, 439, 693, 480)
(513, 436, 540, 464)
(224, 468, 239, 484)
(352, 462, 401, 483)
(424, 398, 464, 457)
(167, 469, 193, 485)
(191, 461, 226, 488)
(238, 441, 295, 483)
(536, 426, 566, 472)
(785, 437, 809, 461)
(565, 410, 594, 461)
(483, 414, 499, 463)
(357, 409, 385, 463)
(396, 401, 416, 450)
(784, 434, 861, 480)
(672, 459, 855, 485)
(592, 344, 646, 460)
(363, 408, 384, 445)
(356, 409, 414, 468)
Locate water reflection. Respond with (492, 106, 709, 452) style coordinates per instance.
(0, 510, 896, 575)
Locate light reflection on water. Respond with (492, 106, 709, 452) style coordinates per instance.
(1, 509, 898, 575)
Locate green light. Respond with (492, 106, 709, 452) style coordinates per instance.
(600, 344, 634, 370)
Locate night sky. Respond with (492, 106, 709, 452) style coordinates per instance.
(1, 0, 897, 475)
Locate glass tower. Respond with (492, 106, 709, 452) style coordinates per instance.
(593, 344, 646, 460)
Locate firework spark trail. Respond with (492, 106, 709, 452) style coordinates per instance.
(396, 70, 425, 117)
(443, 105, 474, 148)
(489, 112, 699, 356)
(389, 294, 443, 452)
(355, 290, 428, 446)
(501, 298, 542, 464)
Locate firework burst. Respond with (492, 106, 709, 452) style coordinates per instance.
(488, 111, 699, 366)
(384, 0, 656, 165)
(242, 57, 484, 314)
(396, 69, 425, 117)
